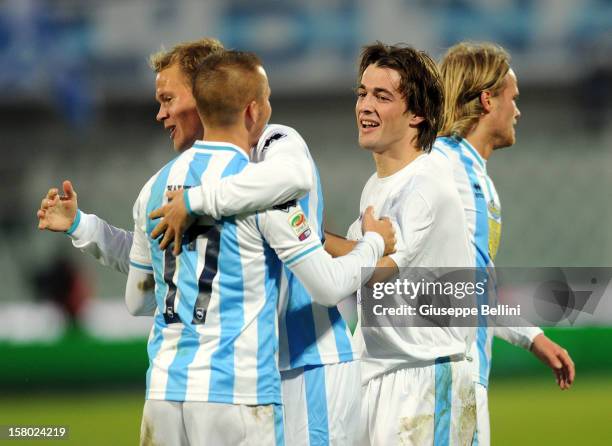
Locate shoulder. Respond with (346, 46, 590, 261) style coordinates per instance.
(140, 155, 181, 196)
(254, 123, 308, 160)
(403, 156, 458, 209)
(360, 171, 380, 195)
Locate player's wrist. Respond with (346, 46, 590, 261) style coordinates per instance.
(65, 209, 82, 235)
(529, 332, 545, 352)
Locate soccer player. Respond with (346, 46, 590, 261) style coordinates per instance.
(433, 41, 576, 445)
(344, 42, 476, 445)
(38, 38, 394, 445)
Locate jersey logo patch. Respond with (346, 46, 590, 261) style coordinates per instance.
(487, 200, 501, 220)
(289, 210, 311, 241)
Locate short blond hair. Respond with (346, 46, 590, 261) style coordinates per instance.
(193, 51, 265, 127)
(439, 42, 510, 138)
(148, 37, 225, 83)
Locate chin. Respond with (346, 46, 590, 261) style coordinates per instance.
(358, 135, 375, 151)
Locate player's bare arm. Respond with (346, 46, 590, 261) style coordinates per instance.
(530, 333, 575, 390)
(324, 231, 357, 257)
(325, 206, 396, 258)
(37, 180, 78, 232)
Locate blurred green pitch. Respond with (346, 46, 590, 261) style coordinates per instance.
(1, 376, 610, 445)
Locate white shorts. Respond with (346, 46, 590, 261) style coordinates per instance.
(473, 383, 490, 446)
(281, 360, 361, 446)
(360, 358, 476, 446)
(140, 399, 284, 446)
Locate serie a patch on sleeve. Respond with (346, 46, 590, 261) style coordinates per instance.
(288, 209, 312, 241)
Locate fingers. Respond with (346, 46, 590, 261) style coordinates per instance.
(37, 210, 48, 230)
(63, 180, 75, 198)
(46, 188, 59, 200)
(40, 195, 59, 211)
(41, 188, 59, 210)
(149, 207, 164, 221)
(557, 349, 575, 389)
(150, 219, 167, 239)
(165, 190, 182, 201)
(561, 349, 575, 384)
(158, 228, 173, 251)
(389, 237, 397, 253)
(548, 354, 563, 371)
(172, 231, 182, 256)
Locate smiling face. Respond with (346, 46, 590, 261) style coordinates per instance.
(355, 64, 416, 154)
(489, 69, 521, 150)
(155, 64, 203, 152)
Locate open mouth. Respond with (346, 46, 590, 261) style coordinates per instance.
(168, 126, 176, 139)
(360, 119, 380, 129)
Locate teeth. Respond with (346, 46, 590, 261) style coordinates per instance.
(361, 120, 379, 128)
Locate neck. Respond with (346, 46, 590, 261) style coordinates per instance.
(202, 126, 251, 156)
(464, 125, 493, 160)
(371, 139, 423, 178)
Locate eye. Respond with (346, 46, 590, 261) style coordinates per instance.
(377, 94, 390, 102)
(356, 91, 366, 98)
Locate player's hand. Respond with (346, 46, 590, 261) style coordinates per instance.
(37, 180, 78, 232)
(149, 189, 195, 256)
(530, 333, 575, 390)
(361, 206, 396, 256)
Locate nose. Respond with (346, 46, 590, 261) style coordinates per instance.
(156, 105, 168, 122)
(357, 94, 374, 115)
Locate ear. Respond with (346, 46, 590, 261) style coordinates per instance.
(480, 90, 493, 113)
(409, 115, 425, 126)
(245, 100, 259, 130)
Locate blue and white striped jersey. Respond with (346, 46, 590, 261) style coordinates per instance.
(129, 141, 323, 405)
(252, 125, 356, 371)
(433, 136, 540, 387)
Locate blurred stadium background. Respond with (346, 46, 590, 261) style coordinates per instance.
(1, 0, 611, 444)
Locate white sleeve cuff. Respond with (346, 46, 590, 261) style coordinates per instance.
(67, 211, 96, 243)
(361, 231, 385, 260)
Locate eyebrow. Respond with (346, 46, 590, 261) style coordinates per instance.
(357, 84, 395, 96)
(155, 90, 170, 99)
